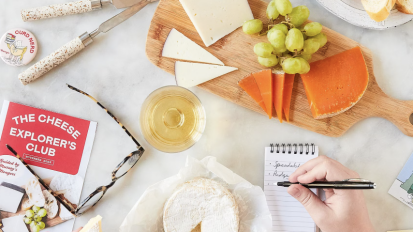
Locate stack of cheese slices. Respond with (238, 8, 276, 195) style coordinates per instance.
(162, 0, 255, 88)
(362, 0, 413, 22)
(163, 178, 239, 232)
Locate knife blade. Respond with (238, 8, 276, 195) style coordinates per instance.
(111, 0, 148, 9)
(18, 0, 157, 85)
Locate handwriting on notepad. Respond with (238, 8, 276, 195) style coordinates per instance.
(267, 161, 304, 180)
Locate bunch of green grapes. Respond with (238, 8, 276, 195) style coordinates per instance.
(23, 206, 47, 232)
(242, 0, 328, 74)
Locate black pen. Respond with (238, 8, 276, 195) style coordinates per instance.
(276, 179, 376, 189)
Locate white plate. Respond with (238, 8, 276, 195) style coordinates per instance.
(317, 0, 413, 30)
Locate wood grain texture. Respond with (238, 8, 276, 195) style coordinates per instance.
(145, 0, 413, 137)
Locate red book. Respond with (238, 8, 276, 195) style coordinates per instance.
(0, 101, 97, 232)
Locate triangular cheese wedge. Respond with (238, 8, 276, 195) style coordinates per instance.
(238, 74, 267, 113)
(175, 61, 237, 88)
(273, 73, 285, 123)
(253, 70, 273, 119)
(283, 74, 295, 122)
(80, 215, 102, 232)
(162, 29, 224, 65)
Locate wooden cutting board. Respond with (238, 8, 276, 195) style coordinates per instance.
(145, 0, 413, 137)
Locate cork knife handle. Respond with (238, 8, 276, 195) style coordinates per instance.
(21, 0, 96, 22)
(18, 37, 85, 85)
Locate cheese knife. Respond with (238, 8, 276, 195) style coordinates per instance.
(18, 0, 157, 85)
(22, 0, 146, 21)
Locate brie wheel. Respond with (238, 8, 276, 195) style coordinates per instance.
(163, 178, 239, 232)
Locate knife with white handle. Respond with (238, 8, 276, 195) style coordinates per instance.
(21, 0, 145, 22)
(18, 0, 157, 85)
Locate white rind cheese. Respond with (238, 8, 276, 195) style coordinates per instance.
(179, 0, 254, 47)
(80, 215, 102, 232)
(162, 29, 224, 65)
(175, 61, 237, 88)
(163, 178, 239, 232)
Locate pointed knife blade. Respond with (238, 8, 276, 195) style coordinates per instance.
(93, 0, 153, 36)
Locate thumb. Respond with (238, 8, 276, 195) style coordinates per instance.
(287, 185, 330, 222)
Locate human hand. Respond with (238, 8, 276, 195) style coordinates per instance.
(73, 228, 82, 232)
(287, 156, 375, 232)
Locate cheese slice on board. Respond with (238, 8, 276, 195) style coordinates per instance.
(175, 61, 238, 88)
(283, 74, 295, 122)
(300, 46, 369, 119)
(80, 215, 102, 232)
(238, 74, 267, 113)
(179, 0, 254, 47)
(273, 72, 285, 123)
(162, 29, 224, 65)
(253, 70, 273, 119)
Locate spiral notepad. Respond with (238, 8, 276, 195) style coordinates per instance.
(264, 143, 319, 232)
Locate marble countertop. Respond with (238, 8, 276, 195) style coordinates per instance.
(1, 0, 413, 231)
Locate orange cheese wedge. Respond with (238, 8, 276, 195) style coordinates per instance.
(238, 74, 267, 113)
(283, 74, 295, 122)
(301, 46, 369, 119)
(273, 73, 285, 123)
(253, 70, 273, 119)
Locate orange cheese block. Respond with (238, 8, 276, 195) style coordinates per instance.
(283, 74, 295, 122)
(238, 74, 267, 113)
(301, 46, 369, 119)
(273, 73, 285, 123)
(253, 70, 273, 119)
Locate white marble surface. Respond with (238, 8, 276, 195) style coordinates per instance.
(1, 0, 413, 231)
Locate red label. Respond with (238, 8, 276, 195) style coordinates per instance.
(0, 102, 91, 175)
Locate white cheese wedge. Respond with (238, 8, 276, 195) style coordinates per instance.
(80, 215, 102, 232)
(179, 0, 254, 47)
(163, 178, 239, 232)
(175, 61, 237, 88)
(162, 29, 224, 65)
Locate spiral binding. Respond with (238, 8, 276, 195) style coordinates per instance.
(270, 143, 316, 155)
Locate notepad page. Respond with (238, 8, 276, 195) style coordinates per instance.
(264, 146, 319, 232)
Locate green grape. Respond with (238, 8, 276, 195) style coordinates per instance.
(32, 206, 41, 213)
(310, 33, 328, 48)
(303, 22, 323, 36)
(34, 215, 43, 222)
(267, 1, 280, 20)
(242, 19, 263, 35)
(26, 210, 35, 218)
(37, 221, 46, 230)
(32, 225, 41, 232)
(302, 39, 320, 55)
(24, 217, 32, 224)
(302, 33, 308, 40)
(288, 6, 310, 27)
(285, 28, 304, 52)
(297, 57, 310, 74)
(267, 29, 287, 54)
(299, 54, 312, 61)
(37, 208, 47, 217)
(274, 0, 293, 16)
(254, 42, 274, 58)
(30, 221, 37, 228)
(258, 55, 279, 67)
(281, 58, 302, 74)
(269, 23, 288, 35)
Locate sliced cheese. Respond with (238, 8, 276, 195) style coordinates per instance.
(175, 61, 237, 88)
(300, 47, 369, 119)
(238, 73, 267, 113)
(253, 70, 273, 119)
(179, 0, 254, 47)
(80, 215, 102, 232)
(162, 29, 224, 65)
(163, 178, 239, 232)
(273, 73, 285, 123)
(283, 74, 295, 122)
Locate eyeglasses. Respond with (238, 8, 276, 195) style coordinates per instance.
(5, 85, 145, 217)
(67, 84, 145, 215)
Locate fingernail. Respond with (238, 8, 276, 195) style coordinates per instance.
(288, 186, 301, 198)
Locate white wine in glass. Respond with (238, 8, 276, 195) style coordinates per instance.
(140, 86, 206, 153)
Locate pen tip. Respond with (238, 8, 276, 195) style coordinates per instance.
(276, 182, 283, 186)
